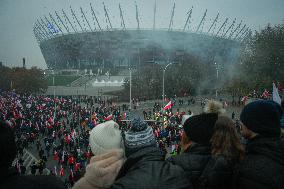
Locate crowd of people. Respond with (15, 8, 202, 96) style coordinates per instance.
(1, 90, 284, 189)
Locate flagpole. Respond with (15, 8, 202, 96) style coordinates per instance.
(163, 62, 174, 107)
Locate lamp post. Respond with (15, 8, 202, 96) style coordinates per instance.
(129, 67, 132, 111)
(52, 70, 56, 119)
(162, 62, 174, 107)
(214, 62, 219, 98)
(52, 70, 55, 99)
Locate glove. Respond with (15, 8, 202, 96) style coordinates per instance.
(73, 149, 124, 189)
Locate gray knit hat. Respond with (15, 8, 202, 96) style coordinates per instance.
(124, 118, 156, 156)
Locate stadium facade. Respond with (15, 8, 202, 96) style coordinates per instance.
(33, 2, 251, 73)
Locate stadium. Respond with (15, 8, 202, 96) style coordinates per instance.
(33, 2, 251, 74)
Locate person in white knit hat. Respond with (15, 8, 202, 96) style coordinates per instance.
(89, 120, 123, 156)
(73, 121, 125, 189)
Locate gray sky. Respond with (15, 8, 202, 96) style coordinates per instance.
(0, 0, 283, 69)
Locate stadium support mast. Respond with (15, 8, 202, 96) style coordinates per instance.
(153, 0, 156, 30)
(229, 20, 242, 39)
(90, 3, 102, 31)
(44, 16, 56, 36)
(70, 6, 84, 31)
(49, 13, 63, 34)
(35, 22, 49, 39)
(33, 26, 43, 41)
(234, 24, 246, 39)
(55, 11, 70, 33)
(33, 27, 42, 42)
(216, 18, 228, 36)
(135, 2, 140, 30)
(80, 7, 92, 31)
(168, 2, 176, 31)
(62, 9, 77, 32)
(196, 9, 207, 33)
(238, 27, 250, 40)
(183, 7, 193, 31)
(241, 30, 252, 42)
(103, 2, 113, 29)
(208, 13, 219, 33)
(39, 18, 53, 38)
(119, 3, 126, 29)
(223, 18, 236, 38)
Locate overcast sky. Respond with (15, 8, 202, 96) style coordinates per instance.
(0, 0, 283, 69)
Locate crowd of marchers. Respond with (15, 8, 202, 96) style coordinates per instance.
(1, 90, 284, 189)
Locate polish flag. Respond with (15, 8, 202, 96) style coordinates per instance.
(241, 96, 248, 102)
(163, 101, 173, 110)
(59, 166, 64, 177)
(104, 115, 113, 121)
(262, 89, 269, 98)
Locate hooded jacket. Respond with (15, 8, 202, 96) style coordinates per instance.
(235, 136, 284, 189)
(110, 146, 192, 189)
(167, 143, 234, 189)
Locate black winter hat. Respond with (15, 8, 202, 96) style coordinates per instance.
(183, 113, 218, 145)
(240, 100, 282, 137)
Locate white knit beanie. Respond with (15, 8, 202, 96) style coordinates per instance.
(89, 121, 123, 156)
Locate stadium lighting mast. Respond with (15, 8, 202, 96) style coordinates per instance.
(163, 62, 174, 107)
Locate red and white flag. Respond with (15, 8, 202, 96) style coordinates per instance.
(104, 114, 113, 121)
(262, 89, 269, 98)
(241, 96, 248, 102)
(163, 101, 173, 110)
(59, 165, 64, 177)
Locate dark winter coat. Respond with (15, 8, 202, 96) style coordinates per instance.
(235, 136, 284, 189)
(167, 143, 234, 189)
(0, 167, 65, 189)
(110, 146, 192, 189)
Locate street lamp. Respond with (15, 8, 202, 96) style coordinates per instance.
(52, 70, 55, 99)
(162, 62, 174, 107)
(214, 62, 219, 98)
(52, 70, 56, 119)
(129, 67, 132, 111)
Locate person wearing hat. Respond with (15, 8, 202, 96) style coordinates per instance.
(167, 112, 239, 189)
(73, 121, 125, 189)
(235, 100, 284, 189)
(109, 117, 192, 189)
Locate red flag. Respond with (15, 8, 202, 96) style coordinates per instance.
(104, 114, 113, 121)
(163, 101, 173, 110)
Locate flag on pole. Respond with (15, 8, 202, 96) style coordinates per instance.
(163, 101, 173, 110)
(59, 165, 64, 177)
(262, 89, 269, 98)
(104, 114, 113, 121)
(241, 96, 248, 102)
(273, 83, 281, 105)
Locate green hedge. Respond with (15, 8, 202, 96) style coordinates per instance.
(46, 75, 80, 86)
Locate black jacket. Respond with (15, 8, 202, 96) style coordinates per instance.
(0, 168, 65, 189)
(235, 136, 284, 189)
(110, 146, 192, 189)
(167, 143, 234, 189)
